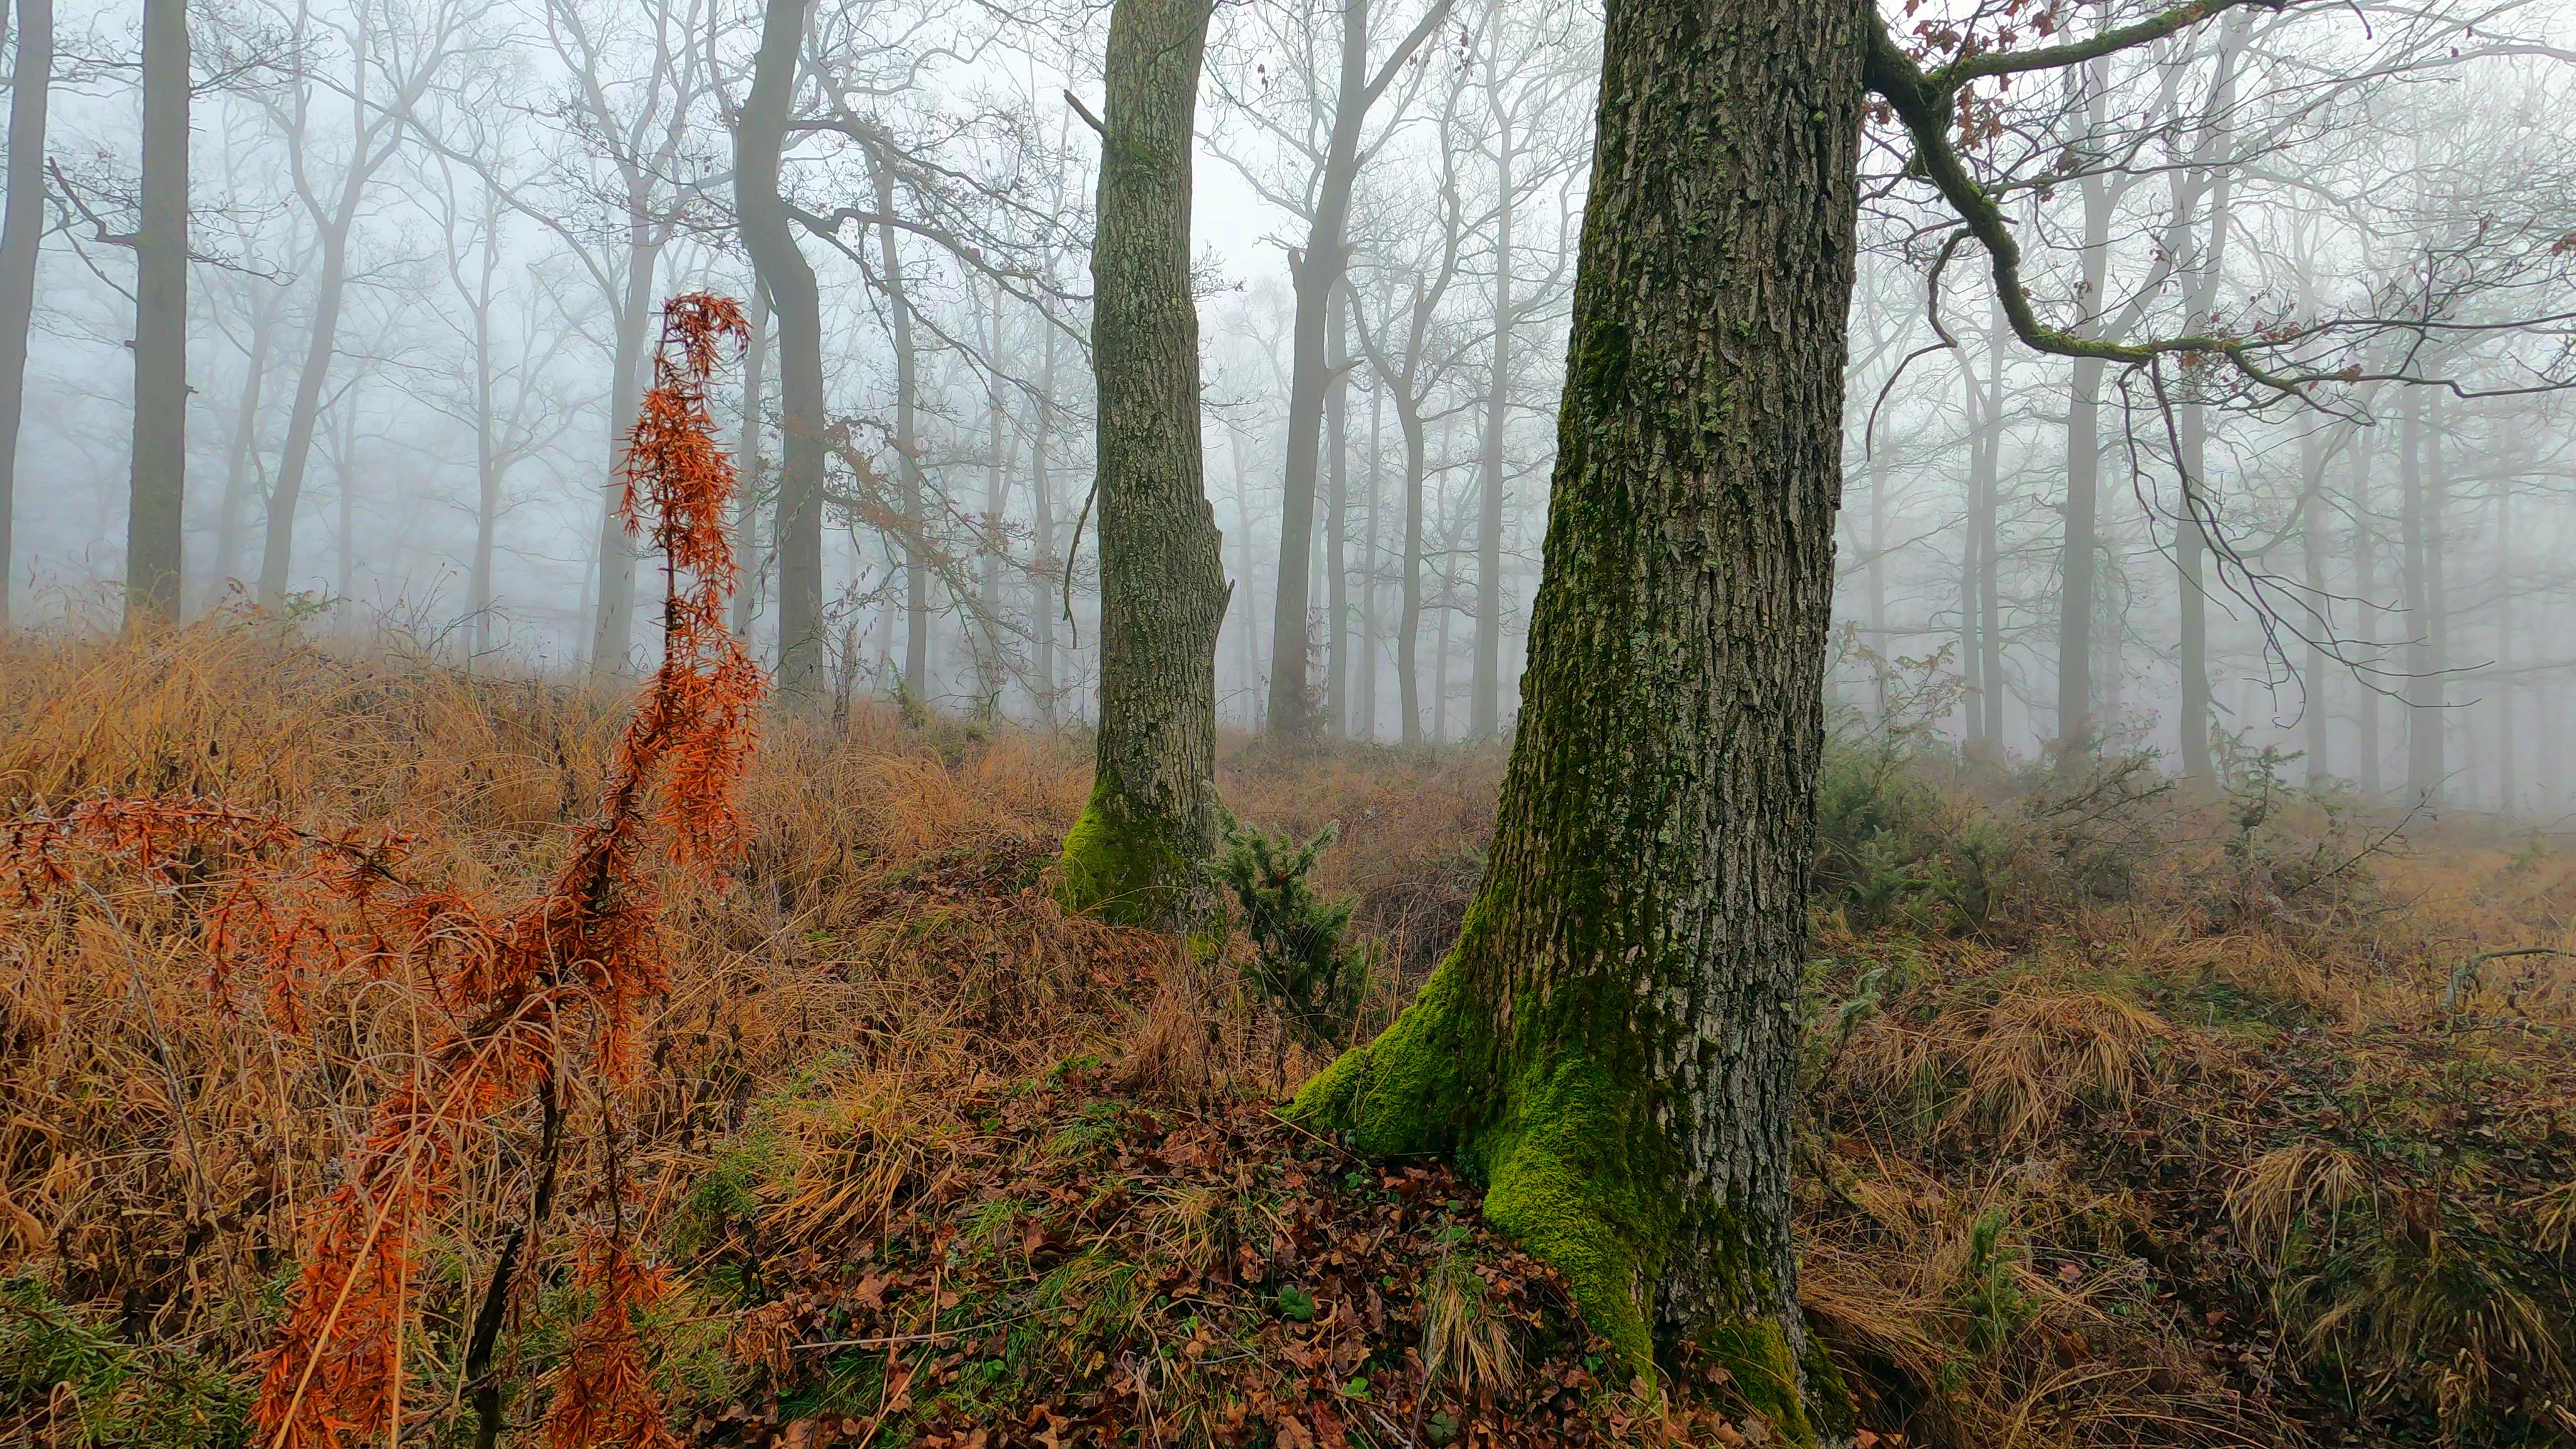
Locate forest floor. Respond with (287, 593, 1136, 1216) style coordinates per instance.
(2, 621, 2573, 1448)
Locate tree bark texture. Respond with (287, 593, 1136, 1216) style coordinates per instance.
(126, 0, 187, 626)
(1056, 0, 1227, 927)
(737, 0, 826, 703)
(0, 0, 48, 629)
(1293, 5, 1863, 1438)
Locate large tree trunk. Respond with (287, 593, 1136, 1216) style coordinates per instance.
(1357, 378, 1382, 741)
(1057, 0, 1226, 925)
(737, 0, 826, 703)
(0, 0, 49, 630)
(1294, 4, 1863, 1437)
(126, 0, 187, 626)
(2054, 50, 2112, 750)
(2177, 402, 2213, 779)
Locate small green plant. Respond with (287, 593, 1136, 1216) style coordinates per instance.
(1214, 809, 1367, 1050)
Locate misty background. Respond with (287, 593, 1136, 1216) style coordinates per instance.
(9, 0, 2576, 809)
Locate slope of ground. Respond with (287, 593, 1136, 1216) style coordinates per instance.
(0, 624, 2570, 1447)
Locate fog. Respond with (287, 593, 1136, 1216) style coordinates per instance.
(8, 0, 2576, 809)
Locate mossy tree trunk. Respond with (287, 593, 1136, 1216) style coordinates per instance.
(1291, 3, 1863, 1440)
(1058, 0, 1227, 926)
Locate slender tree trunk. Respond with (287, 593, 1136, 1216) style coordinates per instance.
(2354, 427, 2382, 796)
(1231, 428, 1261, 730)
(258, 213, 359, 606)
(2055, 65, 2111, 748)
(1864, 450, 1887, 719)
(737, 0, 826, 702)
(1472, 104, 1513, 740)
(127, 0, 188, 626)
(1056, 0, 1226, 925)
(976, 292, 1008, 706)
(2426, 393, 2450, 798)
(2495, 468, 2512, 811)
(2299, 428, 2329, 784)
(1395, 394, 1425, 746)
(0, 0, 50, 630)
(1975, 296, 2004, 744)
(732, 286, 769, 647)
(1327, 287, 1352, 736)
(1296, 8, 1865, 1437)
(2401, 391, 2440, 802)
(2177, 402, 2212, 779)
(212, 301, 275, 604)
(1029, 323, 1058, 720)
(469, 212, 500, 658)
(584, 229, 658, 674)
(870, 158, 929, 702)
(333, 389, 357, 602)
(1357, 376, 1381, 741)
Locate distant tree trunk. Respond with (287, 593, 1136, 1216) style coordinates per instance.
(1296, 7, 1864, 1437)
(2177, 402, 2212, 779)
(2353, 427, 2383, 796)
(2400, 391, 2441, 802)
(2495, 467, 2512, 811)
(1264, 0, 1452, 741)
(732, 286, 769, 648)
(1028, 322, 1058, 720)
(258, 208, 360, 606)
(2426, 394, 2450, 796)
(2055, 48, 2112, 750)
(1393, 380, 1425, 746)
(1863, 450, 1887, 718)
(2299, 427, 2329, 784)
(0, 0, 49, 629)
(1230, 428, 1262, 729)
(1357, 378, 1381, 741)
(978, 292, 1009, 708)
(1326, 286, 1351, 736)
(584, 230, 658, 674)
(333, 389, 358, 602)
(468, 199, 501, 658)
(1056, 0, 1226, 925)
(127, 0, 187, 626)
(1472, 99, 1513, 741)
(212, 297, 277, 602)
(737, 0, 825, 702)
(870, 157, 928, 702)
(1974, 294, 2004, 744)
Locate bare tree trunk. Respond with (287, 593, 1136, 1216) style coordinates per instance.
(1471, 96, 1513, 741)
(212, 298, 276, 603)
(468, 199, 501, 658)
(2495, 467, 2512, 811)
(2401, 391, 2441, 802)
(1394, 385, 1424, 745)
(333, 387, 358, 602)
(1297, 5, 1865, 1435)
(2177, 403, 2212, 779)
(2299, 428, 2329, 784)
(1326, 286, 1350, 735)
(1975, 293, 2004, 744)
(1230, 428, 1261, 730)
(0, 0, 48, 629)
(870, 157, 928, 703)
(731, 286, 769, 648)
(126, 0, 187, 626)
(1357, 375, 1381, 741)
(1057, 0, 1227, 924)
(1264, 0, 1453, 740)
(2354, 428, 2383, 796)
(584, 229, 657, 674)
(979, 291, 1009, 708)
(737, 0, 825, 703)
(1029, 322, 1058, 720)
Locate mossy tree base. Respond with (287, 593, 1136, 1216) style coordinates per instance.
(1058, 775, 1194, 926)
(1292, 0, 1865, 1440)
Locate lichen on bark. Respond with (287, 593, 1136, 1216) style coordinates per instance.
(1292, 0, 1868, 1441)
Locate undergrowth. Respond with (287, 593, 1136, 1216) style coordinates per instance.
(4, 625, 2574, 1447)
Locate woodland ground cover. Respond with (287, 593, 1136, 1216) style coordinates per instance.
(0, 621, 2570, 1447)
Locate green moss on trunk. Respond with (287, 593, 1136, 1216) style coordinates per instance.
(1057, 775, 1189, 926)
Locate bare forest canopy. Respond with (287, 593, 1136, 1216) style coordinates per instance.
(4, 0, 2576, 807)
